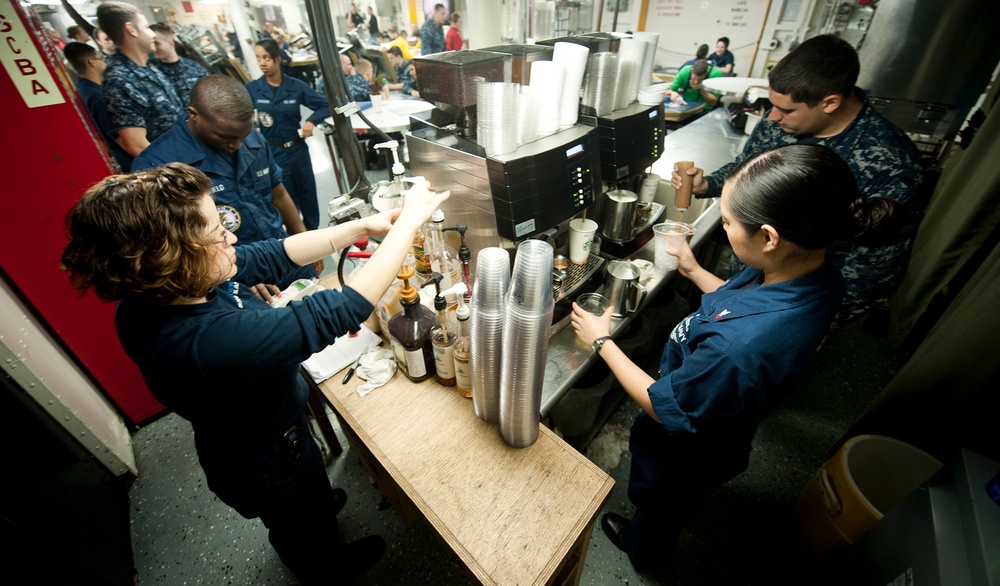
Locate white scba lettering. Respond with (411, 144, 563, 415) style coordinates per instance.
(256, 168, 270, 177)
(0, 5, 63, 105)
(211, 184, 225, 193)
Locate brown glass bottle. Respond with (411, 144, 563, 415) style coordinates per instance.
(387, 266, 435, 382)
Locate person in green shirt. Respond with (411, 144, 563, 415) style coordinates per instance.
(669, 59, 725, 110)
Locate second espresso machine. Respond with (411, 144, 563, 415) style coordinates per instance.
(406, 36, 666, 311)
(408, 49, 606, 303)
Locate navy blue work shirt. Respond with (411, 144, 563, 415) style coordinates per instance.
(133, 114, 286, 244)
(246, 75, 331, 143)
(649, 261, 843, 437)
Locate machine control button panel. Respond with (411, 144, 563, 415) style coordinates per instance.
(570, 166, 592, 207)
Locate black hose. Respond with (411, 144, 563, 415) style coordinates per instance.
(304, 0, 402, 199)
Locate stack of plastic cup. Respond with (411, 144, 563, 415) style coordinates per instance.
(470, 247, 511, 423)
(582, 52, 618, 117)
(613, 59, 635, 111)
(477, 82, 521, 156)
(499, 240, 555, 448)
(518, 84, 540, 145)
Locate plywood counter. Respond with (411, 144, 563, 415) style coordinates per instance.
(318, 369, 614, 585)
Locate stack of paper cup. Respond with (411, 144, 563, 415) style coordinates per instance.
(553, 42, 590, 129)
(530, 60, 565, 137)
(616, 37, 646, 105)
(633, 32, 660, 90)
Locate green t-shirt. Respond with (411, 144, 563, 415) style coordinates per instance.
(670, 65, 726, 110)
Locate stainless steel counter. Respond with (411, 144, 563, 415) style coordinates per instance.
(540, 109, 746, 415)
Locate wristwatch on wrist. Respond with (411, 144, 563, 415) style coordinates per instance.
(592, 336, 612, 355)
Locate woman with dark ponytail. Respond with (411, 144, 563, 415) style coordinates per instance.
(572, 144, 871, 571)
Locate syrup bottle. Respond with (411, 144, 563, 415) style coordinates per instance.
(450, 283, 472, 398)
(425, 209, 462, 293)
(387, 265, 435, 382)
(421, 274, 456, 386)
(444, 224, 473, 305)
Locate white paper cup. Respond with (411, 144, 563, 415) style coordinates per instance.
(653, 222, 691, 272)
(569, 218, 599, 265)
(370, 94, 383, 113)
(639, 173, 660, 203)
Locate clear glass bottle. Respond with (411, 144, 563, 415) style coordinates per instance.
(425, 209, 462, 293)
(423, 275, 456, 386)
(412, 225, 431, 278)
(387, 265, 435, 382)
(451, 284, 472, 398)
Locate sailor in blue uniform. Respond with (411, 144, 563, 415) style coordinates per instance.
(134, 75, 317, 295)
(247, 39, 332, 231)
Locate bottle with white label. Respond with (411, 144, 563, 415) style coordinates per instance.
(387, 265, 435, 382)
(450, 283, 472, 398)
(422, 274, 456, 386)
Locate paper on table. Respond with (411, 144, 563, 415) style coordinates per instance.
(302, 325, 382, 383)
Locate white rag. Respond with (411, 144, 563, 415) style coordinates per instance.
(355, 348, 397, 397)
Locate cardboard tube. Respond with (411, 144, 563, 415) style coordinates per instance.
(675, 160, 695, 211)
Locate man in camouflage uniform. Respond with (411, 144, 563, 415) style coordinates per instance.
(675, 35, 923, 325)
(97, 2, 183, 158)
(419, 4, 447, 56)
(385, 45, 418, 96)
(340, 54, 371, 102)
(149, 23, 207, 107)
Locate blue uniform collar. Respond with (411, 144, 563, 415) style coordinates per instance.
(172, 113, 264, 180)
(699, 259, 842, 323)
(250, 75, 294, 100)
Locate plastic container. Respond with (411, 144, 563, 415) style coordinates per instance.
(794, 434, 943, 557)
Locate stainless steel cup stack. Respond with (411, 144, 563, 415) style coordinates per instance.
(470, 247, 511, 423)
(499, 239, 555, 448)
(582, 52, 618, 117)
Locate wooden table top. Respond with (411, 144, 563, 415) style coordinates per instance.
(318, 369, 615, 584)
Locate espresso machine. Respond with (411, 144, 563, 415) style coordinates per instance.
(409, 50, 606, 306)
(534, 33, 667, 259)
(580, 101, 666, 258)
(479, 44, 554, 85)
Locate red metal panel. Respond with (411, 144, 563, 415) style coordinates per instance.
(0, 1, 164, 424)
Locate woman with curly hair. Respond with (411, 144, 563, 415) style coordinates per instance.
(61, 162, 448, 583)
